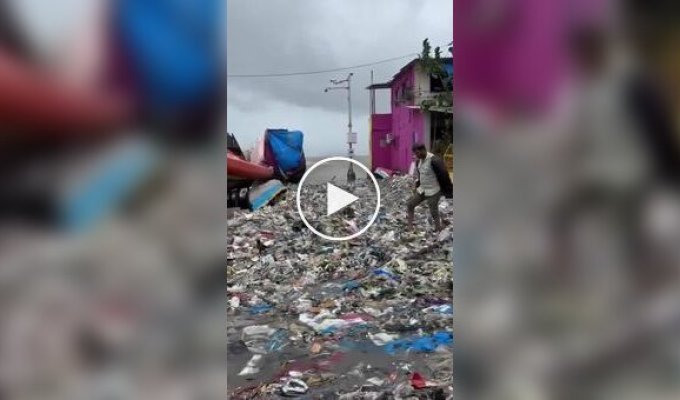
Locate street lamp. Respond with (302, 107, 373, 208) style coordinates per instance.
(324, 72, 356, 184)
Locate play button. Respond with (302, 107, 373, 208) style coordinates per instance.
(326, 183, 359, 216)
(296, 157, 381, 241)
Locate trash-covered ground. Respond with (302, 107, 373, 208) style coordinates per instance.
(227, 175, 453, 399)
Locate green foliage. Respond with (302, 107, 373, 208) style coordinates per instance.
(419, 38, 445, 81)
(418, 38, 452, 112)
(421, 38, 431, 59)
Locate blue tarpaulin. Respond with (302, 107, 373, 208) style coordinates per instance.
(114, 0, 223, 110)
(265, 129, 306, 180)
(60, 139, 158, 232)
(382, 331, 454, 355)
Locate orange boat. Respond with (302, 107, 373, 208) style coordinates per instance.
(227, 150, 274, 190)
(0, 50, 128, 135)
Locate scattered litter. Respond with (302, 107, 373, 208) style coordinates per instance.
(280, 378, 308, 396)
(249, 303, 273, 315)
(410, 372, 427, 389)
(241, 325, 289, 354)
(366, 377, 385, 386)
(373, 267, 400, 282)
(424, 304, 454, 315)
(299, 312, 367, 334)
(368, 332, 399, 346)
(343, 280, 361, 292)
(382, 331, 454, 355)
(227, 175, 453, 397)
(373, 167, 394, 179)
(238, 355, 263, 376)
(310, 341, 323, 353)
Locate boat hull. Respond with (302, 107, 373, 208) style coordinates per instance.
(226, 151, 273, 190)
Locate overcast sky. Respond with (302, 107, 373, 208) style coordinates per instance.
(227, 0, 452, 156)
(9, 0, 452, 157)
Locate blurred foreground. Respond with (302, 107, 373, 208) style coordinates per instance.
(455, 1, 680, 399)
(0, 1, 226, 399)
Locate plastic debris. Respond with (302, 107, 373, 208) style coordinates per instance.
(266, 329, 289, 352)
(310, 341, 323, 353)
(373, 267, 401, 281)
(343, 280, 361, 292)
(299, 312, 366, 334)
(238, 355, 263, 376)
(373, 167, 393, 179)
(382, 331, 454, 355)
(227, 175, 453, 397)
(410, 372, 430, 389)
(423, 304, 454, 315)
(249, 303, 273, 315)
(280, 378, 308, 396)
(366, 377, 385, 386)
(367, 332, 399, 346)
(241, 325, 289, 354)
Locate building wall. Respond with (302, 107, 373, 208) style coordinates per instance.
(422, 111, 432, 150)
(370, 113, 392, 170)
(414, 63, 430, 104)
(389, 66, 425, 172)
(369, 61, 437, 173)
(455, 0, 574, 114)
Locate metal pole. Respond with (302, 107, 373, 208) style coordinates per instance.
(348, 73, 353, 158)
(324, 73, 356, 184)
(370, 70, 375, 115)
(346, 73, 356, 183)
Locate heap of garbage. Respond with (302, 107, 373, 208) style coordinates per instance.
(227, 175, 453, 399)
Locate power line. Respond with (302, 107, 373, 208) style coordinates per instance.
(227, 53, 418, 78)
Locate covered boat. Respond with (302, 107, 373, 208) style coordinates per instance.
(263, 129, 306, 182)
(227, 133, 273, 190)
(227, 131, 305, 209)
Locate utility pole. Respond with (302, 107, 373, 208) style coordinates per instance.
(324, 72, 356, 184)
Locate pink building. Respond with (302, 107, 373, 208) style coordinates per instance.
(368, 58, 452, 173)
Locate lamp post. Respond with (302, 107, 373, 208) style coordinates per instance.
(324, 72, 356, 184)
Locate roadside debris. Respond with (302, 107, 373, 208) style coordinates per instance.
(227, 175, 453, 398)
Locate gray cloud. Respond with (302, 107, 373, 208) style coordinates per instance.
(227, 0, 452, 155)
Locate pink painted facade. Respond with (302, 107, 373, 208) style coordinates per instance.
(369, 62, 422, 172)
(370, 113, 392, 168)
(369, 59, 451, 173)
(454, 0, 610, 116)
(387, 66, 426, 172)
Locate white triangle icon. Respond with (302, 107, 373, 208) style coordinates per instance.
(326, 183, 359, 216)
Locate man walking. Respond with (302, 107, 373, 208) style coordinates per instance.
(407, 143, 453, 232)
